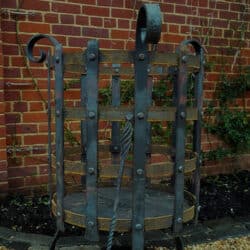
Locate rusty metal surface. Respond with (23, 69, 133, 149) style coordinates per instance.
(51, 188, 195, 232)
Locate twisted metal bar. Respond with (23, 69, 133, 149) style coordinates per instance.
(106, 118, 133, 250)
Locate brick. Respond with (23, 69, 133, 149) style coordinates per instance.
(22, 90, 47, 101)
(8, 177, 25, 189)
(25, 175, 48, 186)
(38, 123, 55, 133)
(68, 37, 88, 47)
(52, 2, 81, 14)
(53, 25, 81, 36)
(90, 17, 103, 27)
(24, 155, 48, 166)
(8, 166, 37, 178)
(220, 11, 238, 20)
(83, 27, 109, 38)
(11, 56, 26, 67)
(99, 39, 124, 49)
(13, 102, 28, 112)
(28, 13, 43, 22)
(24, 135, 48, 145)
(230, 3, 243, 12)
(1, 20, 16, 32)
(1, 0, 17, 8)
(22, 112, 47, 123)
(111, 29, 130, 39)
(5, 114, 20, 124)
(97, 0, 124, 7)
(161, 3, 174, 12)
(163, 33, 186, 44)
(82, 6, 110, 17)
(60, 14, 75, 24)
(111, 9, 133, 19)
(7, 124, 37, 134)
(76, 16, 89, 26)
(104, 18, 116, 28)
(19, 22, 50, 34)
(21, 0, 50, 11)
(118, 19, 130, 29)
(164, 14, 186, 24)
(29, 102, 45, 112)
(44, 13, 59, 24)
(0, 151, 7, 161)
(175, 5, 192, 15)
(71, 0, 95, 3)
(2, 45, 19, 55)
(3, 68, 20, 78)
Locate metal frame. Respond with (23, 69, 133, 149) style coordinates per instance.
(26, 4, 204, 250)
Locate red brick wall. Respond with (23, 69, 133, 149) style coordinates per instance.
(0, 0, 250, 194)
(0, 0, 8, 195)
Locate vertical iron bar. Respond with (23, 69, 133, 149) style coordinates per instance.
(146, 75, 153, 158)
(132, 51, 149, 250)
(84, 40, 99, 241)
(47, 50, 52, 215)
(193, 48, 204, 224)
(54, 44, 65, 232)
(111, 64, 121, 164)
(80, 75, 87, 162)
(173, 52, 188, 233)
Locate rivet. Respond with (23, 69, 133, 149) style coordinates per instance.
(182, 55, 187, 63)
(203, 60, 206, 66)
(113, 146, 118, 151)
(55, 56, 60, 63)
(178, 165, 183, 173)
(180, 111, 186, 119)
(88, 111, 95, 119)
(88, 167, 95, 175)
(200, 111, 204, 117)
(88, 53, 96, 60)
(197, 205, 201, 212)
(138, 53, 145, 61)
(147, 67, 151, 73)
(56, 162, 60, 167)
(114, 67, 119, 73)
(87, 221, 94, 227)
(135, 224, 142, 230)
(137, 112, 144, 119)
(199, 158, 202, 164)
(57, 211, 61, 216)
(177, 217, 182, 223)
(56, 110, 60, 117)
(136, 169, 143, 175)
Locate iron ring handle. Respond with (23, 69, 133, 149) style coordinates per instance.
(136, 4, 162, 48)
(26, 34, 61, 63)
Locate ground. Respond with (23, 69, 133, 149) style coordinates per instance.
(0, 170, 250, 249)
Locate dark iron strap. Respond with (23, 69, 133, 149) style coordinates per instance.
(173, 46, 188, 234)
(27, 34, 65, 232)
(133, 4, 162, 250)
(84, 39, 100, 242)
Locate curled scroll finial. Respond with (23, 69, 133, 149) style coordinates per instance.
(177, 39, 205, 55)
(26, 34, 61, 63)
(136, 4, 162, 49)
